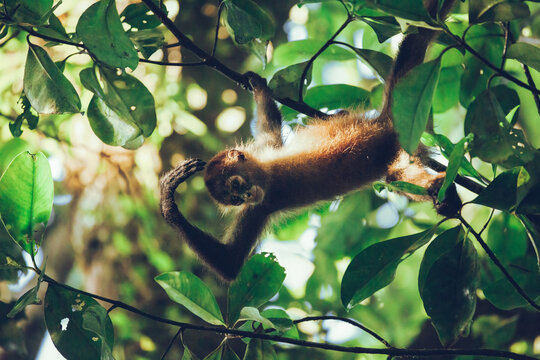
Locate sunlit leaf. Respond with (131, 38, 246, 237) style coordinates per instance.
(433, 66, 462, 113)
(223, 0, 274, 44)
(24, 43, 81, 114)
(392, 58, 441, 154)
(341, 228, 436, 309)
(0, 152, 53, 255)
(472, 169, 519, 210)
(438, 136, 468, 202)
(76, 0, 139, 70)
(304, 85, 370, 110)
(155, 272, 224, 325)
(507, 42, 540, 72)
(273, 40, 355, 67)
(268, 62, 312, 101)
(243, 338, 277, 360)
(228, 253, 285, 325)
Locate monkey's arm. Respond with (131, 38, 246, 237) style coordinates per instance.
(160, 159, 270, 281)
(245, 72, 283, 149)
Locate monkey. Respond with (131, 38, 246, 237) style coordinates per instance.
(160, 0, 460, 281)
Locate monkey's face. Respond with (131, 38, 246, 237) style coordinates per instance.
(204, 149, 267, 206)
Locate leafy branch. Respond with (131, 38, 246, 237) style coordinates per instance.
(29, 273, 540, 360)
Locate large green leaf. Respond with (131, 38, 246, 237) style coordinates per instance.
(120, 2, 162, 30)
(273, 40, 355, 67)
(155, 272, 224, 325)
(223, 0, 274, 44)
(44, 284, 115, 360)
(24, 43, 81, 114)
(483, 257, 540, 310)
(507, 42, 540, 72)
(268, 62, 312, 101)
(227, 253, 285, 325)
(392, 58, 441, 154)
(370, 0, 433, 23)
(418, 227, 478, 346)
(4, 0, 54, 25)
(350, 48, 393, 80)
(460, 24, 504, 107)
(304, 85, 370, 110)
(487, 213, 528, 264)
(341, 228, 436, 309)
(76, 0, 139, 70)
(464, 89, 525, 165)
(472, 169, 519, 210)
(0, 152, 53, 255)
(470, 0, 530, 24)
(80, 67, 156, 148)
(433, 66, 462, 113)
(438, 136, 469, 202)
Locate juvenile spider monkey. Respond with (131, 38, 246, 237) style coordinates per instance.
(160, 0, 460, 281)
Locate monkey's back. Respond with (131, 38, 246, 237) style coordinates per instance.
(253, 113, 400, 210)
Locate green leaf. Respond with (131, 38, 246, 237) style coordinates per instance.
(128, 29, 166, 60)
(392, 58, 441, 154)
(44, 284, 115, 360)
(418, 227, 478, 346)
(438, 136, 469, 202)
(433, 66, 462, 113)
(4, 0, 53, 25)
(204, 342, 241, 360)
(460, 24, 504, 107)
(76, 0, 139, 70)
(487, 213, 528, 264)
(472, 169, 519, 210)
(464, 89, 526, 165)
(227, 253, 285, 325)
(223, 0, 274, 44)
(350, 48, 393, 80)
(260, 308, 294, 332)
(369, 0, 433, 23)
(0, 138, 30, 175)
(0, 228, 28, 283)
(155, 272, 224, 325)
(24, 43, 81, 114)
(273, 40, 355, 67)
(239, 307, 275, 328)
(341, 228, 436, 309)
(7, 285, 41, 318)
(182, 343, 201, 360)
(268, 62, 312, 101)
(470, 0, 530, 24)
(80, 67, 156, 148)
(120, 2, 162, 30)
(507, 42, 540, 72)
(304, 85, 370, 110)
(483, 257, 540, 310)
(243, 338, 277, 360)
(373, 180, 429, 196)
(0, 152, 53, 255)
(358, 16, 401, 43)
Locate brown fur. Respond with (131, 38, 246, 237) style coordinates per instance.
(161, 0, 459, 281)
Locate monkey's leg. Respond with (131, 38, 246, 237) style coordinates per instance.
(245, 71, 283, 149)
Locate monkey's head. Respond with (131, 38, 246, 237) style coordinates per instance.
(204, 149, 267, 206)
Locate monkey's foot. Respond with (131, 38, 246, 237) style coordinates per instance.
(244, 71, 268, 92)
(160, 158, 206, 192)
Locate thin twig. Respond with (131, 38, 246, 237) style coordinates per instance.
(139, 58, 205, 66)
(458, 215, 540, 312)
(523, 64, 540, 114)
(441, 24, 540, 95)
(293, 315, 392, 348)
(211, 1, 225, 57)
(160, 327, 182, 360)
(37, 274, 538, 359)
(298, 15, 354, 102)
(478, 208, 495, 236)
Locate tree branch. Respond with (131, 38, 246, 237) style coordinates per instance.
(458, 215, 540, 312)
(140, 0, 328, 119)
(39, 274, 538, 359)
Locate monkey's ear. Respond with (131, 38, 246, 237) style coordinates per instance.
(227, 149, 245, 161)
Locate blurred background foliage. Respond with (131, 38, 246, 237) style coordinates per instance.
(0, 0, 539, 359)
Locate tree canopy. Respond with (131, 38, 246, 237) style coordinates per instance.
(0, 0, 539, 359)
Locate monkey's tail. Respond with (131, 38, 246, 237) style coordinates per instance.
(380, 0, 457, 120)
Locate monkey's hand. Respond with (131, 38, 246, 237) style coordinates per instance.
(160, 159, 206, 195)
(244, 71, 269, 93)
(427, 176, 462, 218)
